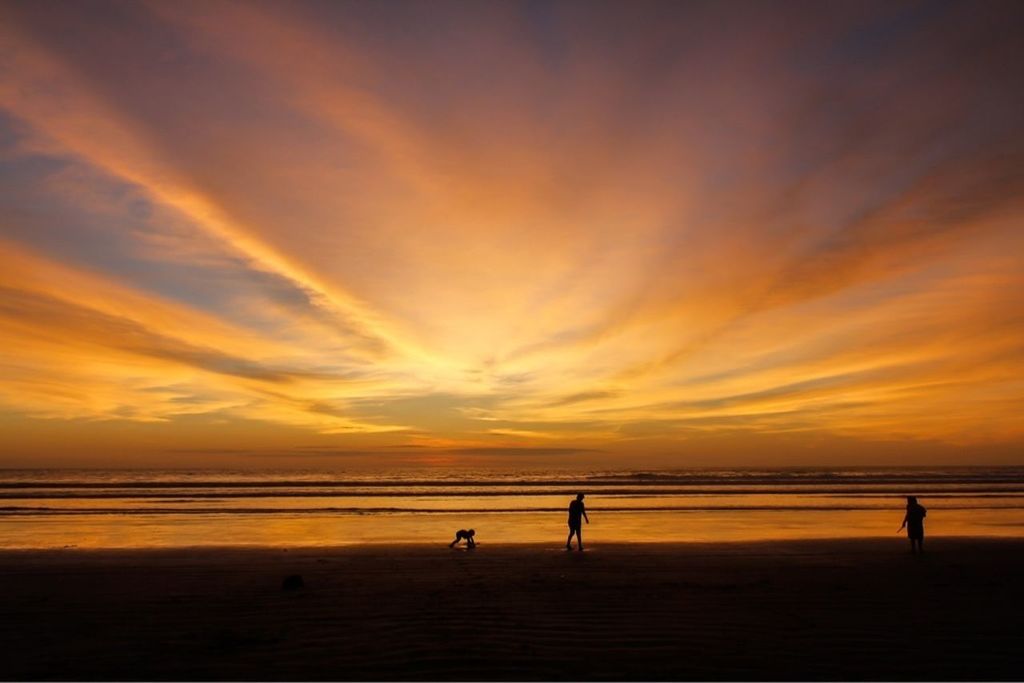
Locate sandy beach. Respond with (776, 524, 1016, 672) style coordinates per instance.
(1, 538, 1021, 681)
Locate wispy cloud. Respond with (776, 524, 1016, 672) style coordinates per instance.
(1, 0, 1022, 464)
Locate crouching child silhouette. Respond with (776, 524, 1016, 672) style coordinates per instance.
(449, 528, 476, 548)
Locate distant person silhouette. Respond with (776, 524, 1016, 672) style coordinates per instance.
(566, 493, 589, 551)
(898, 496, 927, 554)
(449, 528, 476, 548)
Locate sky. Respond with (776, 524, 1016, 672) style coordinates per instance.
(1, 0, 1022, 469)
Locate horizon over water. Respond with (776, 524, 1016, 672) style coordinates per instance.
(2, 466, 1023, 549)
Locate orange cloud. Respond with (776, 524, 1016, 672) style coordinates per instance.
(0, 1, 1022, 465)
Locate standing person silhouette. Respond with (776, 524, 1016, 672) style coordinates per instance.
(898, 496, 927, 554)
(566, 493, 589, 551)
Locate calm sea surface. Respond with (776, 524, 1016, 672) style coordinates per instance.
(1, 467, 1023, 548)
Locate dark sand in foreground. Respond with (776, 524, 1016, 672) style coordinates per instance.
(1, 539, 1021, 681)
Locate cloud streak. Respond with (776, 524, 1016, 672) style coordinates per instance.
(0, 0, 1022, 465)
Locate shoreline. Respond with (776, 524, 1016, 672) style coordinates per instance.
(0, 534, 1018, 555)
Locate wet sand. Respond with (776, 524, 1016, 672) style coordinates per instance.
(1, 538, 1021, 680)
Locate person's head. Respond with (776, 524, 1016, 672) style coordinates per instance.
(576, 493, 585, 501)
(907, 496, 917, 505)
(467, 529, 475, 536)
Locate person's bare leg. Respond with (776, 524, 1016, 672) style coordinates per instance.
(578, 529, 584, 551)
(566, 530, 573, 549)
(450, 537, 459, 548)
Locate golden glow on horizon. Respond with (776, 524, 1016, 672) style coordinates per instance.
(1, 1, 1023, 466)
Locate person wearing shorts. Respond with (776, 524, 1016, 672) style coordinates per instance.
(566, 493, 589, 551)
(899, 496, 927, 554)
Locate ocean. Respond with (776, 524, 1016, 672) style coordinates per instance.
(1, 467, 1022, 548)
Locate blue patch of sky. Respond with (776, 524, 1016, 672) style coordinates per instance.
(798, 1, 954, 77)
(0, 132, 312, 335)
(522, 0, 568, 71)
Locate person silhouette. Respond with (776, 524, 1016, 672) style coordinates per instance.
(898, 496, 927, 554)
(449, 528, 476, 548)
(565, 493, 589, 551)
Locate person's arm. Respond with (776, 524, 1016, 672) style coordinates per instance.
(583, 506, 589, 524)
(898, 512, 907, 532)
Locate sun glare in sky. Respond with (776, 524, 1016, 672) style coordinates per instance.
(1, 1, 1022, 467)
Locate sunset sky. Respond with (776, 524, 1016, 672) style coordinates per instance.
(1, 1, 1022, 468)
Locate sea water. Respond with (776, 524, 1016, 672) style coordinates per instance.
(1, 467, 1022, 548)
